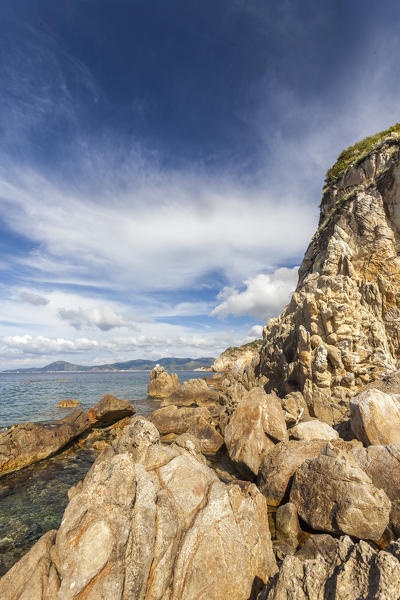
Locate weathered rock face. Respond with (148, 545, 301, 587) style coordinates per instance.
(256, 136, 400, 424)
(87, 394, 135, 427)
(187, 416, 224, 454)
(0, 409, 90, 476)
(212, 340, 263, 372)
(290, 443, 391, 540)
(147, 364, 180, 398)
(0, 418, 277, 600)
(257, 438, 360, 507)
(224, 387, 288, 477)
(289, 419, 339, 442)
(262, 535, 400, 600)
(350, 388, 400, 445)
(149, 404, 212, 434)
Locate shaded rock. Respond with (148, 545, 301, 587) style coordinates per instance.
(290, 443, 391, 540)
(350, 388, 400, 445)
(0, 529, 60, 600)
(187, 416, 224, 454)
(275, 503, 301, 550)
(289, 419, 339, 441)
(258, 439, 338, 507)
(57, 398, 80, 408)
(225, 387, 288, 477)
(295, 533, 340, 562)
(262, 535, 400, 600)
(0, 417, 277, 600)
(147, 364, 180, 398)
(0, 409, 90, 476)
(87, 394, 135, 427)
(149, 404, 212, 435)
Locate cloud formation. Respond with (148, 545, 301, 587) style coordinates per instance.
(58, 306, 132, 331)
(20, 292, 49, 306)
(212, 267, 299, 320)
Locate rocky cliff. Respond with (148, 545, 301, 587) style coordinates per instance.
(256, 128, 400, 424)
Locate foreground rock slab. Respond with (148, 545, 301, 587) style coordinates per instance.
(0, 418, 277, 600)
(290, 443, 391, 540)
(261, 535, 400, 600)
(225, 387, 288, 477)
(86, 394, 135, 427)
(350, 388, 400, 445)
(0, 409, 90, 477)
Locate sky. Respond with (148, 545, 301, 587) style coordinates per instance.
(1, 0, 400, 369)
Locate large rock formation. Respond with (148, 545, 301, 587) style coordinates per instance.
(256, 133, 400, 424)
(147, 364, 180, 398)
(0, 418, 277, 599)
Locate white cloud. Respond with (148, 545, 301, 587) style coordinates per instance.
(2, 335, 104, 355)
(247, 325, 263, 338)
(58, 306, 133, 331)
(20, 291, 49, 306)
(212, 267, 298, 320)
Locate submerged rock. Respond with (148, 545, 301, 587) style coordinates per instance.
(56, 398, 80, 408)
(0, 418, 277, 600)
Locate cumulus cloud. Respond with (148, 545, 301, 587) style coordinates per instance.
(58, 306, 132, 331)
(20, 291, 49, 306)
(2, 335, 104, 354)
(212, 267, 298, 320)
(247, 325, 263, 339)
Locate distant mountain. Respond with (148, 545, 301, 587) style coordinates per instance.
(2, 357, 215, 374)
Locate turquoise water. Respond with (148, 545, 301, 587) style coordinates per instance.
(0, 370, 201, 427)
(0, 370, 202, 575)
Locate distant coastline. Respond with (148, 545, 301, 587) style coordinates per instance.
(2, 356, 214, 374)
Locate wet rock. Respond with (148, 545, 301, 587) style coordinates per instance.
(289, 419, 339, 441)
(87, 394, 135, 427)
(350, 388, 400, 445)
(290, 443, 391, 540)
(57, 398, 80, 408)
(0, 418, 277, 600)
(224, 387, 288, 477)
(0, 409, 90, 476)
(147, 364, 180, 398)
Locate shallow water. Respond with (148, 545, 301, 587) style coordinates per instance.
(0, 370, 202, 575)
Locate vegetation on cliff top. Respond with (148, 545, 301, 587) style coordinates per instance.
(325, 122, 400, 185)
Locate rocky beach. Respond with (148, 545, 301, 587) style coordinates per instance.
(3, 127, 400, 598)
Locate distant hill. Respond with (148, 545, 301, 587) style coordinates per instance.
(2, 357, 215, 374)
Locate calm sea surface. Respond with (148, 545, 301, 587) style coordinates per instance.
(0, 370, 201, 427)
(0, 370, 202, 574)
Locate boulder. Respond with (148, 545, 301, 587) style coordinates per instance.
(257, 439, 361, 507)
(275, 503, 301, 550)
(262, 535, 400, 600)
(0, 409, 90, 476)
(149, 405, 212, 435)
(147, 364, 180, 398)
(187, 416, 224, 454)
(86, 394, 135, 427)
(224, 387, 288, 477)
(350, 389, 400, 445)
(289, 419, 339, 441)
(57, 398, 80, 408)
(0, 418, 277, 600)
(290, 443, 391, 540)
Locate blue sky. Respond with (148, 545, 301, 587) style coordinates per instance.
(1, 0, 400, 368)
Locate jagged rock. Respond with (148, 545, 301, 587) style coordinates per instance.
(350, 388, 400, 445)
(275, 503, 301, 550)
(290, 443, 391, 540)
(0, 409, 90, 476)
(295, 533, 340, 561)
(0, 418, 277, 600)
(261, 535, 400, 600)
(212, 339, 263, 372)
(289, 419, 339, 441)
(147, 364, 180, 398)
(149, 404, 212, 435)
(87, 394, 135, 427)
(224, 387, 288, 477)
(255, 135, 400, 424)
(257, 438, 360, 507)
(57, 398, 80, 408)
(187, 416, 224, 454)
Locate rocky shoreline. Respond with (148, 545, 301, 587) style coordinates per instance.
(2, 128, 400, 598)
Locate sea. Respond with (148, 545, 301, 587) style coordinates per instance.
(0, 370, 202, 575)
